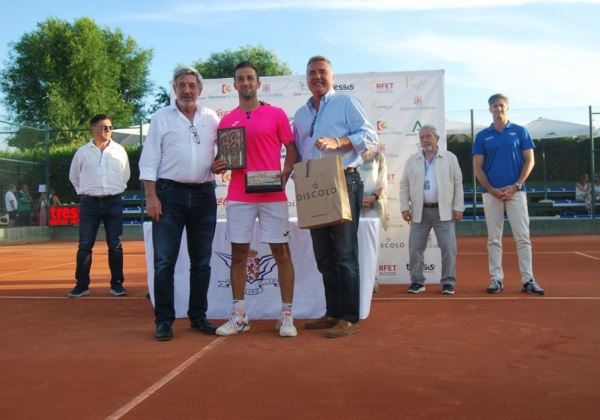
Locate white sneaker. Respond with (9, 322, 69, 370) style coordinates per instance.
(216, 312, 250, 336)
(277, 311, 297, 337)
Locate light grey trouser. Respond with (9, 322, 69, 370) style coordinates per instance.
(408, 207, 457, 286)
(482, 191, 534, 284)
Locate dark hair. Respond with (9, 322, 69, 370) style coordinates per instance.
(488, 93, 509, 106)
(90, 114, 112, 126)
(234, 61, 259, 81)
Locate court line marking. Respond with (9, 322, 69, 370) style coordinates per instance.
(105, 337, 226, 420)
(0, 262, 75, 278)
(373, 296, 600, 301)
(0, 296, 147, 300)
(575, 252, 600, 261)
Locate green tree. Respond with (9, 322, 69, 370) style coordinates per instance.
(0, 17, 153, 148)
(192, 44, 291, 79)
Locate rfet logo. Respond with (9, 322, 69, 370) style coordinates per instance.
(370, 80, 394, 93)
(215, 248, 279, 295)
(376, 120, 388, 131)
(221, 84, 233, 94)
(379, 264, 398, 276)
(49, 206, 79, 226)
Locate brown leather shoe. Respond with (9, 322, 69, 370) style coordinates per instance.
(324, 320, 361, 338)
(304, 316, 338, 330)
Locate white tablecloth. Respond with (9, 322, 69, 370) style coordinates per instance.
(143, 218, 379, 320)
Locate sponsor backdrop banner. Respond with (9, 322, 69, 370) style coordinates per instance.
(200, 70, 445, 283)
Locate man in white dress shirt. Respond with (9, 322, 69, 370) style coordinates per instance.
(68, 114, 131, 298)
(139, 66, 220, 341)
(400, 125, 464, 295)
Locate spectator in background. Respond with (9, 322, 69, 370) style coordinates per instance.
(575, 173, 592, 213)
(68, 114, 131, 298)
(358, 148, 389, 293)
(49, 188, 62, 206)
(38, 192, 49, 226)
(4, 184, 18, 227)
(594, 173, 600, 202)
(17, 184, 33, 226)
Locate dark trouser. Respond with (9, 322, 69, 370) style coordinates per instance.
(309, 171, 363, 324)
(75, 194, 124, 288)
(152, 179, 217, 325)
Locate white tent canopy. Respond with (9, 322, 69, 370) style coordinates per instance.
(111, 124, 149, 145)
(445, 120, 486, 136)
(524, 117, 590, 140)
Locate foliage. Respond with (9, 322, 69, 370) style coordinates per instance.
(192, 44, 291, 79)
(147, 85, 171, 116)
(0, 17, 153, 149)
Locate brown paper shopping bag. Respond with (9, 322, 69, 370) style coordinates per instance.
(293, 155, 352, 229)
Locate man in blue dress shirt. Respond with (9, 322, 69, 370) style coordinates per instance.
(293, 55, 378, 338)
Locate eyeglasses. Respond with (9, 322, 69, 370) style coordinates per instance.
(94, 125, 113, 131)
(189, 124, 200, 144)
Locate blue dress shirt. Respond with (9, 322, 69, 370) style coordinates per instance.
(293, 91, 378, 168)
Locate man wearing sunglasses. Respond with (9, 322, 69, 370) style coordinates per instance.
(68, 114, 131, 298)
(139, 66, 220, 341)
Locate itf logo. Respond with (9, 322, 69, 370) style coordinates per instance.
(215, 249, 279, 295)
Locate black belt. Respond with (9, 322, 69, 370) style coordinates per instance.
(158, 178, 213, 189)
(344, 167, 357, 173)
(82, 194, 120, 201)
(423, 203, 438, 208)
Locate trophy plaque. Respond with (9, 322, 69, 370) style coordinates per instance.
(217, 127, 246, 169)
(245, 170, 283, 193)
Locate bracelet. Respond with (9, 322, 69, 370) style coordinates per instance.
(335, 137, 341, 149)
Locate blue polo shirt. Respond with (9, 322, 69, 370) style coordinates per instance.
(472, 121, 534, 191)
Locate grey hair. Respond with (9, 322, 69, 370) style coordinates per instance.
(488, 93, 509, 106)
(306, 55, 332, 73)
(173, 66, 203, 88)
(419, 124, 439, 139)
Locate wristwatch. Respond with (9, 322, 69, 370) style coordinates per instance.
(514, 182, 523, 191)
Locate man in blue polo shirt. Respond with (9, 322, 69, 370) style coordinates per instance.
(473, 93, 544, 296)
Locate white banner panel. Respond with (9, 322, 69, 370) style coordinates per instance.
(200, 70, 445, 283)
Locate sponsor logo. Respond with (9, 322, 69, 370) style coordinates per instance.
(379, 264, 398, 276)
(413, 96, 422, 105)
(376, 120, 388, 131)
(220, 173, 231, 183)
(296, 183, 338, 201)
(370, 102, 394, 115)
(405, 263, 437, 271)
(221, 84, 233, 94)
(405, 76, 427, 90)
(380, 238, 405, 249)
(215, 108, 229, 118)
(412, 120, 422, 132)
(49, 206, 79, 226)
(261, 83, 271, 93)
(333, 83, 355, 91)
(215, 249, 279, 295)
(387, 172, 396, 183)
(376, 143, 386, 153)
(370, 80, 395, 93)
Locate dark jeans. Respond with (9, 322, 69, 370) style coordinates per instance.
(75, 194, 124, 288)
(310, 171, 363, 323)
(153, 180, 217, 325)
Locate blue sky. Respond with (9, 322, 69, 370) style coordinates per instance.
(1, 0, 599, 122)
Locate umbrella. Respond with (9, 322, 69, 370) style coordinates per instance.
(111, 124, 149, 146)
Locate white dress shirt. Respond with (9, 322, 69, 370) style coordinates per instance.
(139, 104, 219, 184)
(69, 139, 131, 196)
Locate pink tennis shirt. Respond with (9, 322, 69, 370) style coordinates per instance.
(218, 103, 293, 203)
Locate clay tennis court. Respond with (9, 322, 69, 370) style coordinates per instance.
(1, 235, 599, 419)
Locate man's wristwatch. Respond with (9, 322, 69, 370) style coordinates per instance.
(514, 182, 523, 191)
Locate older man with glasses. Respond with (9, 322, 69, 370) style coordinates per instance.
(68, 113, 131, 298)
(139, 66, 220, 341)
